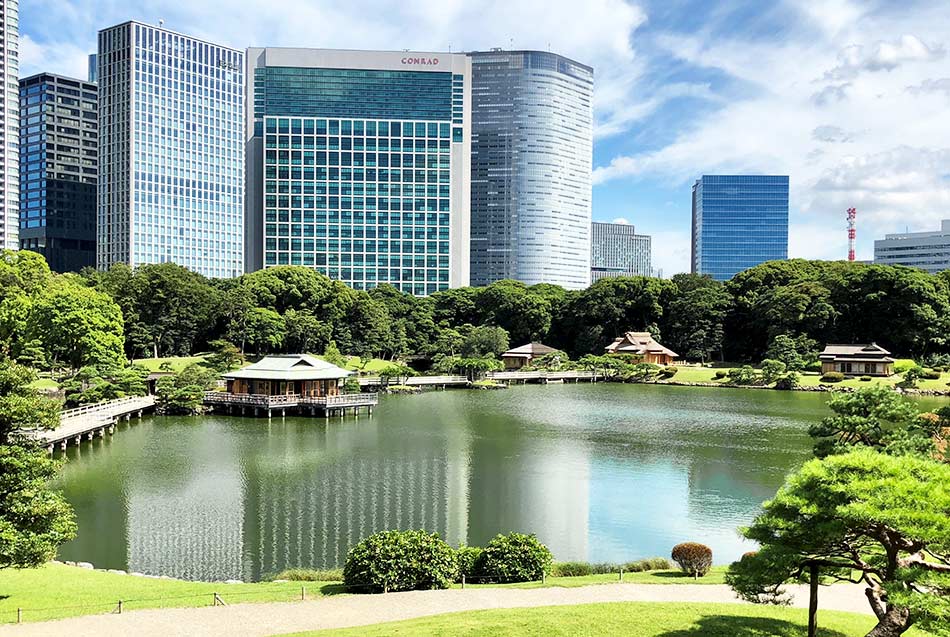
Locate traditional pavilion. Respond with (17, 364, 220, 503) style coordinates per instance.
(223, 354, 350, 397)
(501, 343, 559, 370)
(819, 343, 895, 377)
(605, 331, 679, 365)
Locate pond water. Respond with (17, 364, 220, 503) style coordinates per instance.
(53, 384, 947, 582)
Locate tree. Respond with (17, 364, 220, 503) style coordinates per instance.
(283, 309, 331, 354)
(760, 359, 787, 384)
(0, 358, 77, 569)
(663, 274, 731, 362)
(377, 362, 414, 388)
(154, 364, 217, 415)
(765, 334, 818, 372)
(460, 325, 509, 357)
(727, 449, 950, 637)
(204, 339, 244, 373)
(61, 364, 148, 407)
(322, 341, 347, 368)
(242, 308, 285, 355)
(900, 365, 925, 389)
(808, 387, 924, 458)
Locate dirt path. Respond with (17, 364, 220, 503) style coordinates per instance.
(0, 582, 870, 637)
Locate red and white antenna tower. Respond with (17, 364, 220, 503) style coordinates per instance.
(846, 208, 857, 262)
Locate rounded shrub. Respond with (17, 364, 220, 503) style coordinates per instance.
(671, 542, 713, 578)
(659, 366, 678, 379)
(820, 371, 845, 383)
(713, 370, 728, 380)
(476, 532, 553, 583)
(342, 530, 458, 593)
(859, 375, 872, 382)
(922, 370, 941, 380)
(455, 545, 482, 582)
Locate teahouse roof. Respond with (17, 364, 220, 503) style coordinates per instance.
(819, 343, 894, 362)
(502, 343, 558, 359)
(605, 331, 679, 359)
(223, 354, 351, 381)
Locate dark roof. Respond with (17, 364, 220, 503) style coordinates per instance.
(819, 343, 894, 362)
(605, 332, 679, 358)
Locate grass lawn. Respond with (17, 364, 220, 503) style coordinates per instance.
(26, 377, 60, 391)
(342, 356, 397, 373)
(284, 601, 935, 637)
(0, 564, 728, 624)
(131, 355, 209, 373)
(663, 365, 950, 393)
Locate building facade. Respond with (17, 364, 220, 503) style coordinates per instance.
(874, 220, 950, 274)
(245, 48, 471, 295)
(691, 175, 788, 281)
(590, 221, 651, 281)
(19, 74, 98, 272)
(97, 21, 244, 278)
(468, 50, 593, 290)
(1, 0, 19, 250)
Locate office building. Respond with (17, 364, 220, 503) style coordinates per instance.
(590, 221, 651, 280)
(97, 21, 244, 278)
(874, 220, 950, 273)
(691, 175, 788, 281)
(19, 73, 98, 271)
(469, 50, 593, 290)
(1, 0, 19, 250)
(245, 48, 471, 295)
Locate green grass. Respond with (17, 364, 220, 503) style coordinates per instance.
(343, 356, 397, 373)
(131, 355, 209, 373)
(661, 365, 950, 392)
(26, 377, 60, 391)
(0, 564, 730, 624)
(283, 601, 935, 637)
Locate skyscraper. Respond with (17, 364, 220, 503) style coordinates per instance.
(19, 73, 98, 272)
(0, 0, 19, 250)
(590, 221, 651, 281)
(468, 50, 593, 290)
(97, 21, 244, 278)
(245, 48, 471, 295)
(691, 175, 789, 281)
(874, 220, 950, 273)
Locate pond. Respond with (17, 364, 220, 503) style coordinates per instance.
(53, 384, 947, 582)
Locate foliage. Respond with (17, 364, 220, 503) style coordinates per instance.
(322, 341, 347, 368)
(268, 568, 343, 582)
(820, 371, 845, 383)
(549, 558, 672, 577)
(455, 545, 482, 582)
(760, 359, 787, 384)
(523, 350, 571, 372)
(659, 366, 678, 379)
(626, 362, 662, 382)
(342, 530, 458, 593)
(377, 363, 414, 386)
(460, 325, 510, 358)
(671, 542, 713, 578)
(204, 339, 244, 372)
(0, 360, 60, 444)
(773, 372, 800, 391)
(662, 274, 731, 362)
(433, 355, 502, 380)
(764, 334, 818, 372)
(727, 365, 760, 386)
(0, 445, 77, 569)
(475, 533, 553, 583)
(61, 364, 148, 407)
(900, 365, 925, 388)
(342, 376, 361, 394)
(808, 387, 927, 458)
(154, 364, 217, 415)
(727, 449, 950, 637)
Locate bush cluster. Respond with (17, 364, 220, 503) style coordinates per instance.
(820, 371, 845, 383)
(713, 370, 728, 380)
(922, 370, 941, 380)
(548, 557, 671, 577)
(671, 542, 713, 578)
(860, 375, 872, 382)
(455, 545, 482, 582)
(659, 367, 678, 379)
(342, 530, 458, 593)
(269, 568, 343, 582)
(475, 533, 553, 583)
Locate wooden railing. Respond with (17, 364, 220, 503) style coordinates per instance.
(203, 392, 300, 407)
(60, 396, 155, 421)
(487, 370, 599, 380)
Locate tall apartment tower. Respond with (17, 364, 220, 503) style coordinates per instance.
(691, 175, 789, 281)
(0, 0, 19, 250)
(97, 22, 245, 278)
(19, 74, 98, 271)
(245, 48, 472, 295)
(468, 50, 593, 290)
(590, 221, 651, 281)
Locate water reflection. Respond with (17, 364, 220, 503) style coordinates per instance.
(54, 384, 873, 581)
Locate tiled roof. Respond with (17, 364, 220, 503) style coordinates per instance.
(605, 332, 679, 358)
(502, 343, 558, 357)
(223, 354, 351, 381)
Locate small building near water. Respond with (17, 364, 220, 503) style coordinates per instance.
(819, 343, 895, 377)
(501, 343, 559, 370)
(205, 354, 377, 417)
(605, 331, 679, 365)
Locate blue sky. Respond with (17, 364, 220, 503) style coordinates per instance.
(20, 0, 950, 275)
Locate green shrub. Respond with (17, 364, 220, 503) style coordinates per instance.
(547, 557, 672, 577)
(859, 375, 872, 382)
(932, 366, 945, 373)
(759, 359, 787, 384)
(659, 366, 678, 379)
(455, 545, 482, 582)
(713, 370, 728, 380)
(621, 557, 672, 572)
(549, 561, 592, 577)
(804, 361, 822, 373)
(342, 376, 361, 393)
(922, 370, 941, 380)
(269, 568, 343, 582)
(671, 542, 713, 578)
(773, 372, 800, 391)
(820, 371, 845, 383)
(342, 530, 458, 593)
(727, 365, 759, 385)
(893, 360, 916, 374)
(476, 532, 553, 583)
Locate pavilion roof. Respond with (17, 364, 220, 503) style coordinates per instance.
(223, 354, 351, 381)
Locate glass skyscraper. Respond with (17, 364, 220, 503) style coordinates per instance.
(590, 221, 651, 281)
(245, 48, 471, 295)
(97, 21, 244, 278)
(19, 73, 98, 272)
(0, 0, 19, 250)
(691, 175, 789, 281)
(469, 50, 593, 290)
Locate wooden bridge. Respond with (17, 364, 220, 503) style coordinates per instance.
(487, 370, 600, 383)
(21, 395, 156, 453)
(357, 375, 470, 388)
(203, 392, 378, 418)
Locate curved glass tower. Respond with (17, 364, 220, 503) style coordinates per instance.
(469, 50, 593, 290)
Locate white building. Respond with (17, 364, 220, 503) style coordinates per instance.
(97, 21, 245, 278)
(0, 0, 19, 250)
(245, 48, 471, 294)
(874, 220, 950, 274)
(591, 221, 651, 280)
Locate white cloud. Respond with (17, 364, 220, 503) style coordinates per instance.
(611, 217, 630, 225)
(811, 125, 856, 143)
(825, 34, 945, 81)
(19, 34, 89, 80)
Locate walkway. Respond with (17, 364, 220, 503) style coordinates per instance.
(0, 582, 871, 637)
(20, 396, 155, 450)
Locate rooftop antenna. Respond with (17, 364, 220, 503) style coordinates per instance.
(846, 208, 857, 262)
(159, 18, 165, 28)
(509, 38, 514, 49)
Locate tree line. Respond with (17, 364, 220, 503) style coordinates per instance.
(2, 251, 950, 373)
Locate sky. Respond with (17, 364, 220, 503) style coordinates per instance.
(20, 0, 950, 276)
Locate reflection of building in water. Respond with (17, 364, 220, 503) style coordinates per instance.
(241, 421, 471, 580)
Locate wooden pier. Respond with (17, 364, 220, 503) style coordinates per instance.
(20, 395, 156, 453)
(203, 392, 378, 418)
